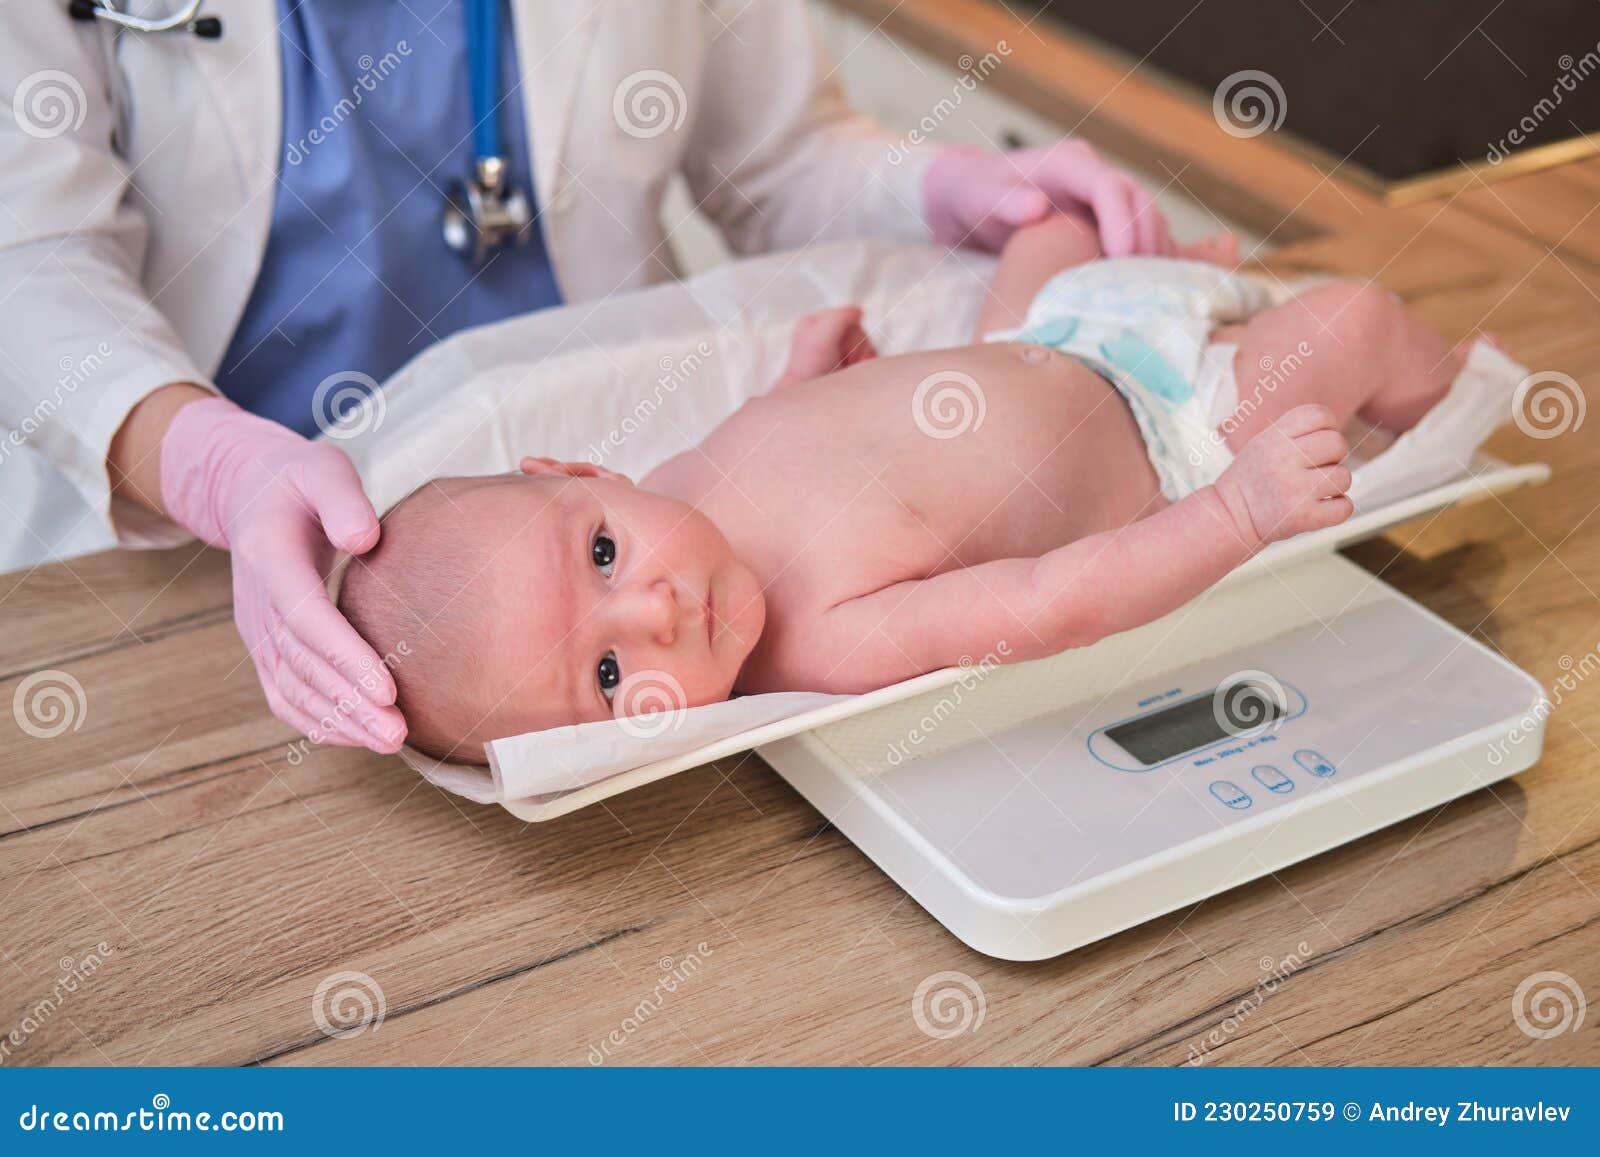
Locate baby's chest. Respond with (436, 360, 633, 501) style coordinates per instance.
(766, 484, 949, 585)
(732, 427, 1089, 580)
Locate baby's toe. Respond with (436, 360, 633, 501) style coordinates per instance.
(1278, 403, 1338, 435)
(1317, 464, 1353, 497)
(1296, 428, 1349, 466)
(1313, 495, 1356, 528)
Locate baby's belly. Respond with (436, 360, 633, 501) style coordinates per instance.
(898, 343, 1168, 569)
(687, 341, 1170, 582)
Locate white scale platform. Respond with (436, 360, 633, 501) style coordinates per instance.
(760, 469, 1548, 960)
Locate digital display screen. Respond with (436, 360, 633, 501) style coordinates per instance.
(1105, 683, 1284, 766)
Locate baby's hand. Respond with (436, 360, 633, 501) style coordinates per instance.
(1212, 405, 1353, 548)
(777, 306, 878, 388)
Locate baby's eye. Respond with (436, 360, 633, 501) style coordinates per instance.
(597, 653, 621, 701)
(592, 531, 616, 577)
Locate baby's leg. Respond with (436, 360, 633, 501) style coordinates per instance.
(975, 212, 1103, 340)
(1211, 283, 1465, 452)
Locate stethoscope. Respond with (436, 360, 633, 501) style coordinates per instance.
(67, 0, 530, 266)
(67, 0, 222, 38)
(440, 0, 532, 264)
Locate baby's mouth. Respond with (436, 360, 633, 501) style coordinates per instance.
(705, 588, 717, 649)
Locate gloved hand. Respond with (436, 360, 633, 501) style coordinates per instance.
(160, 396, 406, 752)
(921, 141, 1175, 258)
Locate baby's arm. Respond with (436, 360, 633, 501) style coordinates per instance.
(793, 407, 1351, 689)
(771, 306, 877, 391)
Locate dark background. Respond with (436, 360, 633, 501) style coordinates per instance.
(1030, 0, 1600, 179)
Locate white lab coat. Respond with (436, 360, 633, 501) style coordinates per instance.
(0, 0, 929, 568)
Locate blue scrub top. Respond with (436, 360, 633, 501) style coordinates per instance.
(217, 0, 562, 437)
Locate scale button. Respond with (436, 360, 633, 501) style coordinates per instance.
(1252, 764, 1294, 793)
(1294, 749, 1337, 778)
(1209, 780, 1253, 810)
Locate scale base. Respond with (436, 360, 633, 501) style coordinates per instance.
(761, 555, 1546, 961)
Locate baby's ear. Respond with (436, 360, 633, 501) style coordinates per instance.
(518, 456, 632, 484)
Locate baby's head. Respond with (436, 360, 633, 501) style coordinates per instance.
(338, 459, 766, 763)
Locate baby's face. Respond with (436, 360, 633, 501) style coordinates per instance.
(476, 469, 766, 736)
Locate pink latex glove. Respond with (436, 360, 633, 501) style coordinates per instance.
(922, 141, 1175, 258)
(160, 396, 406, 752)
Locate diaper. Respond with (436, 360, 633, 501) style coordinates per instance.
(986, 258, 1284, 500)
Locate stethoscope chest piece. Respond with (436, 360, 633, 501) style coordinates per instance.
(442, 155, 532, 265)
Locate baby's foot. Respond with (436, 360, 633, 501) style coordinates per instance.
(1178, 233, 1240, 267)
(1446, 333, 1494, 378)
(1212, 404, 1353, 548)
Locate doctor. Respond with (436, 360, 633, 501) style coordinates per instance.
(1, 0, 1174, 753)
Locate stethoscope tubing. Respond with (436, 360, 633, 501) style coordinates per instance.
(70, 0, 213, 36)
(468, 0, 504, 167)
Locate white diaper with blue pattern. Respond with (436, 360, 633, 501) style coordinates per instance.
(987, 257, 1285, 500)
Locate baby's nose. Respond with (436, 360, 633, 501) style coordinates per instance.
(624, 580, 679, 646)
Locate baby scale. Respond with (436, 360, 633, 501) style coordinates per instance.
(756, 459, 1550, 960)
(363, 239, 1553, 962)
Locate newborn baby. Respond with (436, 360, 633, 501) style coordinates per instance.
(339, 214, 1516, 762)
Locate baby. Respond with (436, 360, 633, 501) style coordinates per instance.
(339, 214, 1508, 763)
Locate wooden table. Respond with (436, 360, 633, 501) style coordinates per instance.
(5, 49, 1600, 1074)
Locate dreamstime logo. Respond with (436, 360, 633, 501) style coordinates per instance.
(587, 942, 714, 1065)
(613, 670, 688, 740)
(1512, 371, 1585, 439)
(1, 942, 115, 1065)
(16, 1093, 282, 1133)
(613, 70, 687, 139)
(586, 341, 713, 465)
(1190, 341, 1314, 467)
(2, 341, 114, 468)
(12, 669, 87, 740)
(885, 643, 1012, 767)
(912, 371, 986, 439)
(286, 641, 412, 764)
(13, 70, 87, 140)
(1187, 941, 1313, 1065)
(311, 371, 386, 441)
(1511, 970, 1586, 1039)
(311, 970, 386, 1039)
(284, 41, 412, 165)
(1212, 70, 1287, 139)
(1488, 43, 1600, 163)
(886, 41, 1011, 164)
(912, 971, 986, 1040)
(1212, 670, 1289, 739)
(1488, 646, 1600, 767)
